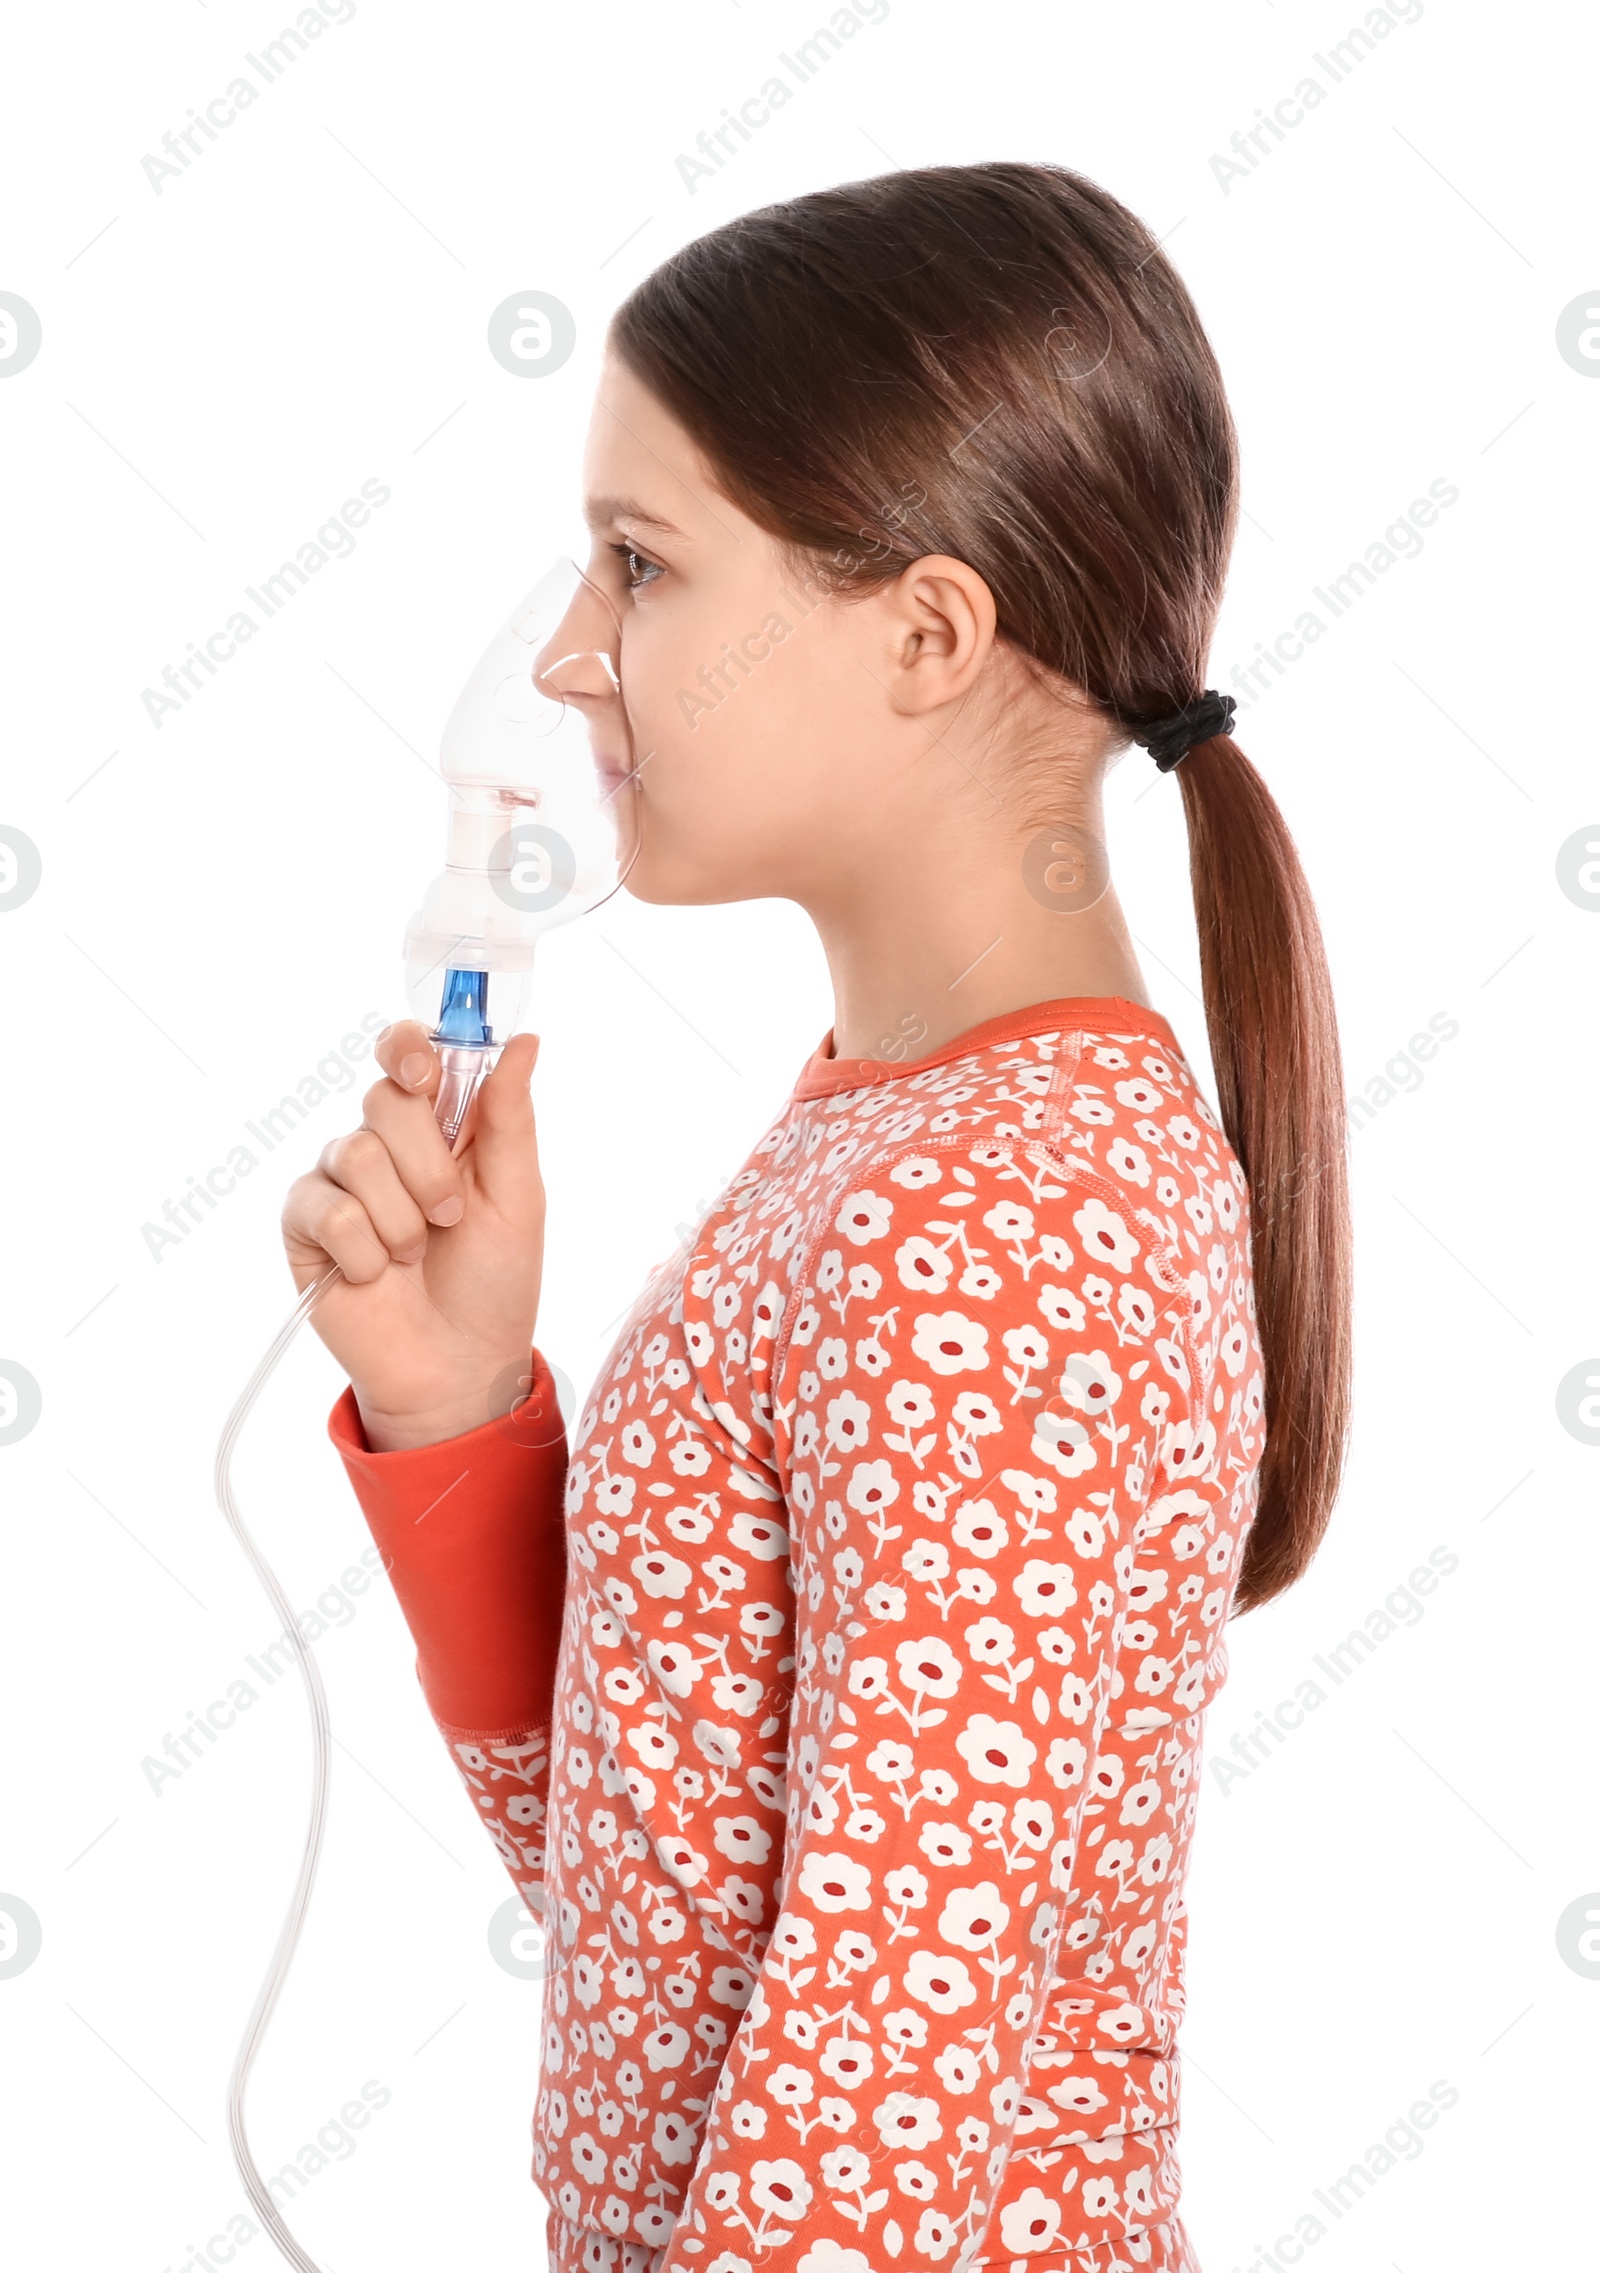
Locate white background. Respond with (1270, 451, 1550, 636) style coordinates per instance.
(1, 2, 1596, 2269)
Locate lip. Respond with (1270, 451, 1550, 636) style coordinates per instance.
(593, 754, 634, 793)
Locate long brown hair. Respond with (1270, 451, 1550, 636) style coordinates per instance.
(611, 160, 1351, 1613)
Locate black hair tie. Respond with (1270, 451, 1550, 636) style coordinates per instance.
(1128, 689, 1237, 772)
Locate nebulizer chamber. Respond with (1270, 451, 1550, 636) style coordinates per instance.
(217, 547, 636, 2273)
(404, 550, 636, 1145)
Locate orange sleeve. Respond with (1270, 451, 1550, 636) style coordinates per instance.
(325, 1348, 570, 1908)
(325, 1345, 569, 1732)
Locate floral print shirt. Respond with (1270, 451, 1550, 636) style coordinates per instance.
(330, 995, 1264, 2273)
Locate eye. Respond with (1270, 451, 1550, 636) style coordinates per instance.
(608, 539, 664, 593)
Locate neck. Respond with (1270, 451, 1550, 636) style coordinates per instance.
(806, 847, 1154, 1063)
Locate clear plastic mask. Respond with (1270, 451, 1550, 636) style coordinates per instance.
(402, 551, 642, 1141)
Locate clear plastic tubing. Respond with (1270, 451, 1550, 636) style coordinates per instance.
(214, 1261, 343, 2273)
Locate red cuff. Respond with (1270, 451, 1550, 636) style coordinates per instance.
(326, 1348, 569, 1734)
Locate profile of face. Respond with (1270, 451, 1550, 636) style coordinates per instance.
(533, 352, 1068, 913)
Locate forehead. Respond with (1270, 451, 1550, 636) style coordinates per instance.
(581, 355, 738, 542)
(583, 360, 685, 509)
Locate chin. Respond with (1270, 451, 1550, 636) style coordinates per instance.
(619, 845, 752, 908)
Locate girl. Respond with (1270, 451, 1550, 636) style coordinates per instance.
(283, 161, 1351, 2273)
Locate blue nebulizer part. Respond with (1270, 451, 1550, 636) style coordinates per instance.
(434, 966, 494, 1046)
(214, 550, 640, 2273)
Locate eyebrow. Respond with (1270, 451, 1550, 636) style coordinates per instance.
(584, 493, 685, 537)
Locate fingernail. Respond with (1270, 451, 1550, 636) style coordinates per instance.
(400, 1052, 432, 1087)
(376, 1023, 394, 1045)
(428, 1195, 464, 1226)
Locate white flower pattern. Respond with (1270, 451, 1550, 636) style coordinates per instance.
(335, 1004, 1264, 2273)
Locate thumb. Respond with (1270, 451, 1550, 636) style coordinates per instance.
(463, 1031, 543, 1207)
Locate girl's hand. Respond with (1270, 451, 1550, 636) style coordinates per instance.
(280, 1022, 545, 1452)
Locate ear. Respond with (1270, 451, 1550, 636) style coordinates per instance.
(874, 553, 998, 718)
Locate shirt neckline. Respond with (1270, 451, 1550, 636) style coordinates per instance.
(791, 994, 1182, 1101)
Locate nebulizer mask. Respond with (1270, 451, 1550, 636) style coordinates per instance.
(213, 552, 640, 2273)
(403, 553, 640, 1146)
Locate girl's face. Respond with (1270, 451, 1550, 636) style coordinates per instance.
(539, 352, 1012, 910)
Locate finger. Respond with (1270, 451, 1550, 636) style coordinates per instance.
(373, 1020, 440, 1098)
(463, 1032, 543, 1211)
(361, 1074, 468, 1226)
(282, 1171, 396, 1287)
(316, 1128, 431, 1263)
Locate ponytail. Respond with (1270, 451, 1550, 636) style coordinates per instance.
(1179, 735, 1352, 1609)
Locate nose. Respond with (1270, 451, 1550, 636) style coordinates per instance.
(534, 565, 622, 706)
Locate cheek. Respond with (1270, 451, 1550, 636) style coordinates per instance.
(616, 613, 680, 746)
(625, 614, 805, 779)
(621, 602, 738, 745)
